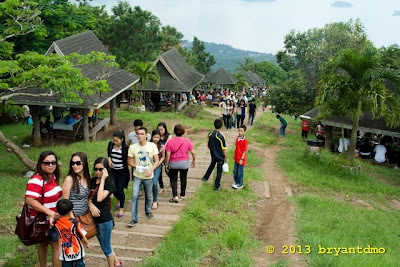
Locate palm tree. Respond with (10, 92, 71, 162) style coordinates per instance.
(321, 46, 400, 162)
(233, 73, 249, 93)
(127, 61, 159, 106)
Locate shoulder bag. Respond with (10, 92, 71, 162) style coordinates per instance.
(76, 185, 99, 239)
(15, 180, 50, 246)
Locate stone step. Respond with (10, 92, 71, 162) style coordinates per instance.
(85, 253, 142, 267)
(109, 230, 164, 247)
(88, 242, 153, 258)
(113, 222, 172, 235)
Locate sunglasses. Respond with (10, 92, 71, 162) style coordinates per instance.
(42, 161, 57, 166)
(94, 168, 103, 172)
(71, 161, 82, 166)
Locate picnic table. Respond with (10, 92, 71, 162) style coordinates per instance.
(52, 115, 83, 140)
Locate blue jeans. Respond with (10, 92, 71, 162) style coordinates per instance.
(152, 166, 162, 203)
(96, 220, 114, 257)
(280, 125, 287, 136)
(248, 113, 255, 126)
(131, 176, 153, 222)
(62, 258, 85, 267)
(233, 162, 244, 187)
(203, 157, 224, 189)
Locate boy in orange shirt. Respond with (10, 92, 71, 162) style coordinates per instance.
(54, 199, 90, 267)
(233, 125, 248, 189)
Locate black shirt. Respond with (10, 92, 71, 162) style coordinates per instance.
(90, 177, 115, 224)
(249, 103, 257, 114)
(207, 130, 226, 161)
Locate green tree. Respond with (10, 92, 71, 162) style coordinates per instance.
(379, 44, 400, 70)
(321, 46, 400, 162)
(239, 61, 287, 86)
(181, 36, 215, 74)
(161, 25, 183, 51)
(126, 61, 159, 106)
(10, 0, 103, 54)
(100, 2, 164, 67)
(0, 0, 118, 168)
(263, 70, 313, 116)
(277, 19, 369, 94)
(232, 73, 249, 93)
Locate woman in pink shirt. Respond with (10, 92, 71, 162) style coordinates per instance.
(164, 124, 196, 203)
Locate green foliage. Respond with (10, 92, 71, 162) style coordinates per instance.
(180, 36, 216, 74)
(99, 1, 183, 68)
(0, 51, 116, 103)
(263, 70, 314, 116)
(232, 73, 249, 92)
(379, 44, 400, 71)
(277, 19, 370, 95)
(239, 60, 287, 86)
(126, 61, 159, 104)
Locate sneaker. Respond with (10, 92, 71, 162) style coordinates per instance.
(236, 185, 243, 189)
(146, 212, 154, 220)
(202, 178, 208, 182)
(213, 187, 221, 191)
(127, 220, 136, 227)
(232, 184, 239, 189)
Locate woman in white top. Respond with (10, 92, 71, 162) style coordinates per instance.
(219, 99, 233, 130)
(374, 140, 387, 163)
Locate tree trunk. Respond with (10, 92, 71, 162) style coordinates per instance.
(325, 125, 332, 149)
(341, 120, 345, 155)
(0, 130, 36, 171)
(32, 107, 42, 147)
(110, 98, 117, 125)
(82, 109, 89, 142)
(347, 99, 362, 162)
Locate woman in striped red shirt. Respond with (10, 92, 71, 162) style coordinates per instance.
(25, 151, 62, 267)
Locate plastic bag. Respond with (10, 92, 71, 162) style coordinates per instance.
(222, 163, 229, 173)
(27, 117, 33, 125)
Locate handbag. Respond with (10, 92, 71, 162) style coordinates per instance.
(15, 180, 50, 246)
(76, 186, 99, 239)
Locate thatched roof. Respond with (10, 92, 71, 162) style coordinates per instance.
(237, 70, 257, 85)
(201, 70, 214, 83)
(145, 48, 204, 93)
(8, 31, 139, 109)
(300, 107, 400, 137)
(207, 68, 238, 85)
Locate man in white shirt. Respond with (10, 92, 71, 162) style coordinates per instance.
(338, 137, 350, 153)
(374, 141, 387, 163)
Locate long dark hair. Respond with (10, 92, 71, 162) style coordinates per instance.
(36, 150, 60, 184)
(112, 130, 128, 148)
(93, 157, 113, 183)
(151, 129, 162, 151)
(67, 152, 90, 194)
(157, 122, 170, 141)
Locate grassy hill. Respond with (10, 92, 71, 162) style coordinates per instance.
(181, 40, 276, 72)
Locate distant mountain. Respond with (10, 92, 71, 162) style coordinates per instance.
(181, 40, 276, 73)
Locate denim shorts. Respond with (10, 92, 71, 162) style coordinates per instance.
(96, 220, 114, 257)
(49, 227, 58, 242)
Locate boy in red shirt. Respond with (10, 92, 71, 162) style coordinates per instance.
(233, 125, 248, 189)
(54, 199, 90, 266)
(301, 119, 310, 140)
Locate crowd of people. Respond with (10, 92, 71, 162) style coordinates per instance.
(24, 109, 252, 267)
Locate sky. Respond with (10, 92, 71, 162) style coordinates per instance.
(90, 0, 400, 54)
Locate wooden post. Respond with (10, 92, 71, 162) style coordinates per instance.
(82, 109, 89, 142)
(175, 93, 179, 110)
(32, 106, 42, 147)
(325, 125, 332, 149)
(186, 92, 190, 106)
(110, 98, 116, 125)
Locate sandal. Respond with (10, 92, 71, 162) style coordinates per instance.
(152, 202, 158, 209)
(169, 198, 178, 203)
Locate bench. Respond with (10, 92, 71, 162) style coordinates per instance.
(89, 118, 110, 141)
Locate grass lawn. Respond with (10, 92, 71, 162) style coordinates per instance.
(267, 112, 400, 266)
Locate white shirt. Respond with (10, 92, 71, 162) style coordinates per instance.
(374, 145, 387, 163)
(22, 105, 30, 117)
(338, 138, 350, 153)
